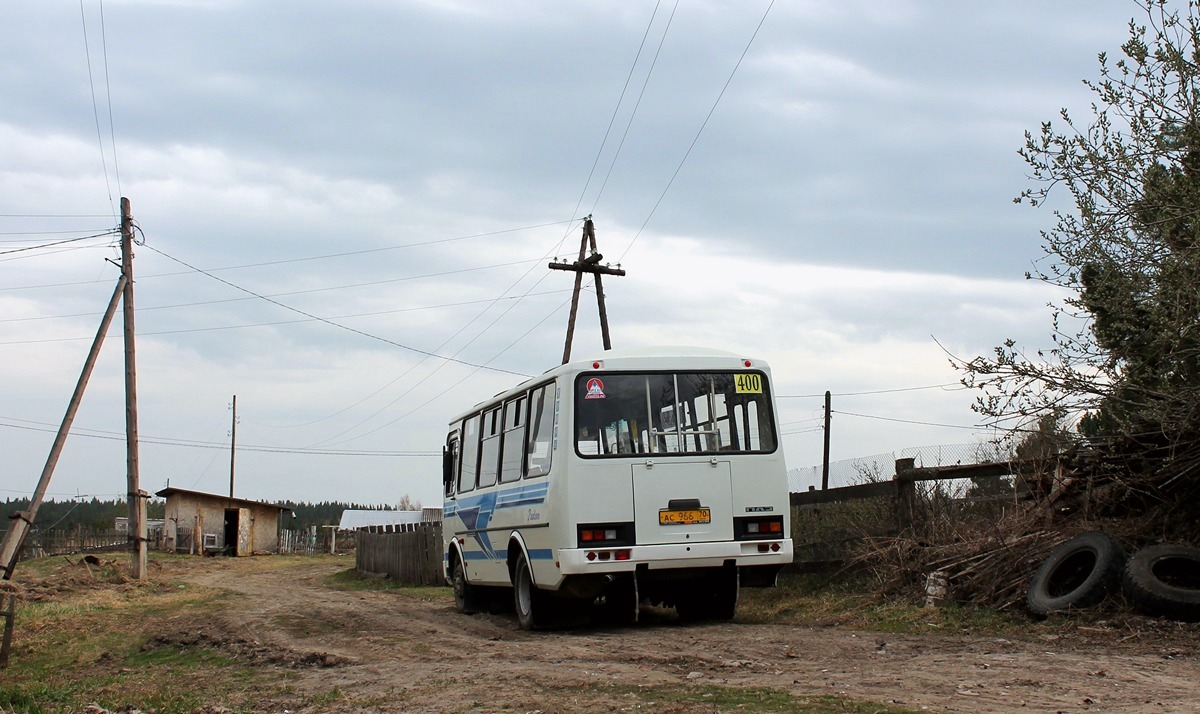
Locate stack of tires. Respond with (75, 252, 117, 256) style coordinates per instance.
(1026, 532, 1200, 621)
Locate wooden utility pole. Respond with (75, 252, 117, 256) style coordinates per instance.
(0, 269, 128, 669)
(229, 395, 237, 499)
(821, 391, 832, 490)
(549, 217, 626, 364)
(121, 197, 147, 580)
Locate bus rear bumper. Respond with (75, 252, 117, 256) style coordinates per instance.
(557, 539, 793, 576)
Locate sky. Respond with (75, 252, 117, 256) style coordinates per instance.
(1, 0, 1145, 509)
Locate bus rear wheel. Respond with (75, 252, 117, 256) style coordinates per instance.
(514, 552, 540, 630)
(676, 567, 739, 622)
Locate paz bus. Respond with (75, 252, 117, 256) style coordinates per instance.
(441, 346, 792, 629)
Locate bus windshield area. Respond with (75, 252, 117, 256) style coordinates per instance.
(575, 371, 776, 457)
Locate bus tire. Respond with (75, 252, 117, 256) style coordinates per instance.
(514, 551, 540, 630)
(1025, 531, 1124, 617)
(451, 556, 475, 615)
(677, 568, 739, 622)
(1123, 545, 1200, 622)
(595, 575, 639, 626)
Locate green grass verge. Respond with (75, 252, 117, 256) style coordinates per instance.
(324, 565, 452, 600)
(738, 571, 1027, 636)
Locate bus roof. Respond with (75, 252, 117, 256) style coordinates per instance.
(450, 346, 770, 423)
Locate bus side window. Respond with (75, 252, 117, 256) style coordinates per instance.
(458, 414, 481, 493)
(526, 384, 555, 478)
(478, 406, 502, 489)
(499, 396, 526, 483)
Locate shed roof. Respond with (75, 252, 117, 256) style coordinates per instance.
(155, 487, 292, 513)
(338, 509, 424, 530)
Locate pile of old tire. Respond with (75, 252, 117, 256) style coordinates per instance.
(1122, 544, 1200, 622)
(1026, 531, 1125, 618)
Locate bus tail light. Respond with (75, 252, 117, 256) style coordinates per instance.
(757, 542, 781, 553)
(580, 528, 618, 543)
(734, 515, 785, 541)
(585, 548, 632, 562)
(577, 522, 634, 548)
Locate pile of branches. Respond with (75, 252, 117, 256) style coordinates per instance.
(848, 493, 1148, 611)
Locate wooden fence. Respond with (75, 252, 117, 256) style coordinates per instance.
(355, 522, 443, 586)
(19, 529, 131, 559)
(789, 457, 1042, 565)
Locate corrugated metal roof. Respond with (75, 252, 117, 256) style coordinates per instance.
(338, 509, 424, 530)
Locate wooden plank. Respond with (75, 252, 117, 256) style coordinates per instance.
(791, 480, 894, 506)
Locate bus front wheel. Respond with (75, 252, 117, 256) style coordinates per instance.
(452, 557, 475, 614)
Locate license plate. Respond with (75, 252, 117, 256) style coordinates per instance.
(659, 508, 711, 525)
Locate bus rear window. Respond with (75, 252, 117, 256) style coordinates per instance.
(574, 371, 776, 457)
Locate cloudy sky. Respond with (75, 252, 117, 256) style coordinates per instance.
(2, 0, 1142, 508)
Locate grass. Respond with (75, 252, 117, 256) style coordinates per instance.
(0, 554, 281, 714)
(738, 571, 1028, 636)
(634, 684, 922, 713)
(325, 565, 452, 600)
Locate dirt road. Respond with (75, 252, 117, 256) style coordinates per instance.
(168, 556, 1199, 713)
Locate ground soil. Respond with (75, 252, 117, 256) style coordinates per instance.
(116, 555, 1200, 713)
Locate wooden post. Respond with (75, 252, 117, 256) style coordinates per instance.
(0, 594, 15, 669)
(549, 217, 626, 363)
(821, 391, 832, 490)
(0, 274, 128, 580)
(121, 198, 146, 580)
(894, 458, 917, 533)
(229, 395, 237, 499)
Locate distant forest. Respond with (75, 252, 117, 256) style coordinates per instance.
(0, 498, 407, 533)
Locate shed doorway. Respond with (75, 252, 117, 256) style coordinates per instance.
(223, 507, 252, 556)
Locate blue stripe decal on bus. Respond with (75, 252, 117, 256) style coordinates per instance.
(448, 482, 549, 560)
(462, 548, 553, 562)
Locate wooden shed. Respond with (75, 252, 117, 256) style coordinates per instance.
(156, 487, 292, 556)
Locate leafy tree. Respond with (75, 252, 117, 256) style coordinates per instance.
(962, 0, 1200, 497)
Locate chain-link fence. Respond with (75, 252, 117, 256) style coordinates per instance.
(788, 442, 1014, 492)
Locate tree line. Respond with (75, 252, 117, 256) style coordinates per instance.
(2, 497, 414, 533)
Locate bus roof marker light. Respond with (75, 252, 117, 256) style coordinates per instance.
(593, 361, 602, 369)
(743, 359, 752, 367)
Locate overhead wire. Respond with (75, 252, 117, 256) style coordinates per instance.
(79, 0, 116, 217)
(0, 230, 118, 256)
(143, 243, 531, 377)
(98, 0, 122, 198)
(0, 417, 435, 457)
(0, 220, 578, 293)
(552, 0, 663, 258)
(619, 0, 775, 262)
(589, 0, 679, 215)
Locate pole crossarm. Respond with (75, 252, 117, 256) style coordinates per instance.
(550, 217, 627, 364)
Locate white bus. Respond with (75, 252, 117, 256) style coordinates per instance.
(441, 346, 792, 629)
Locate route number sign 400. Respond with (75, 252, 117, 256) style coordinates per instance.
(734, 373, 762, 394)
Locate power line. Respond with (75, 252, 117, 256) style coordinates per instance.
(143, 244, 531, 377)
(621, 0, 775, 262)
(777, 383, 966, 399)
(0, 220, 578, 293)
(0, 289, 572, 326)
(589, 0, 678, 215)
(0, 231, 118, 256)
(561, 0, 663, 248)
(0, 418, 436, 457)
(99, 0, 122, 198)
(833, 410, 983, 431)
(79, 0, 116, 217)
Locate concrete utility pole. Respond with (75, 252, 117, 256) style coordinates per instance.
(121, 197, 147, 580)
(549, 216, 626, 364)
